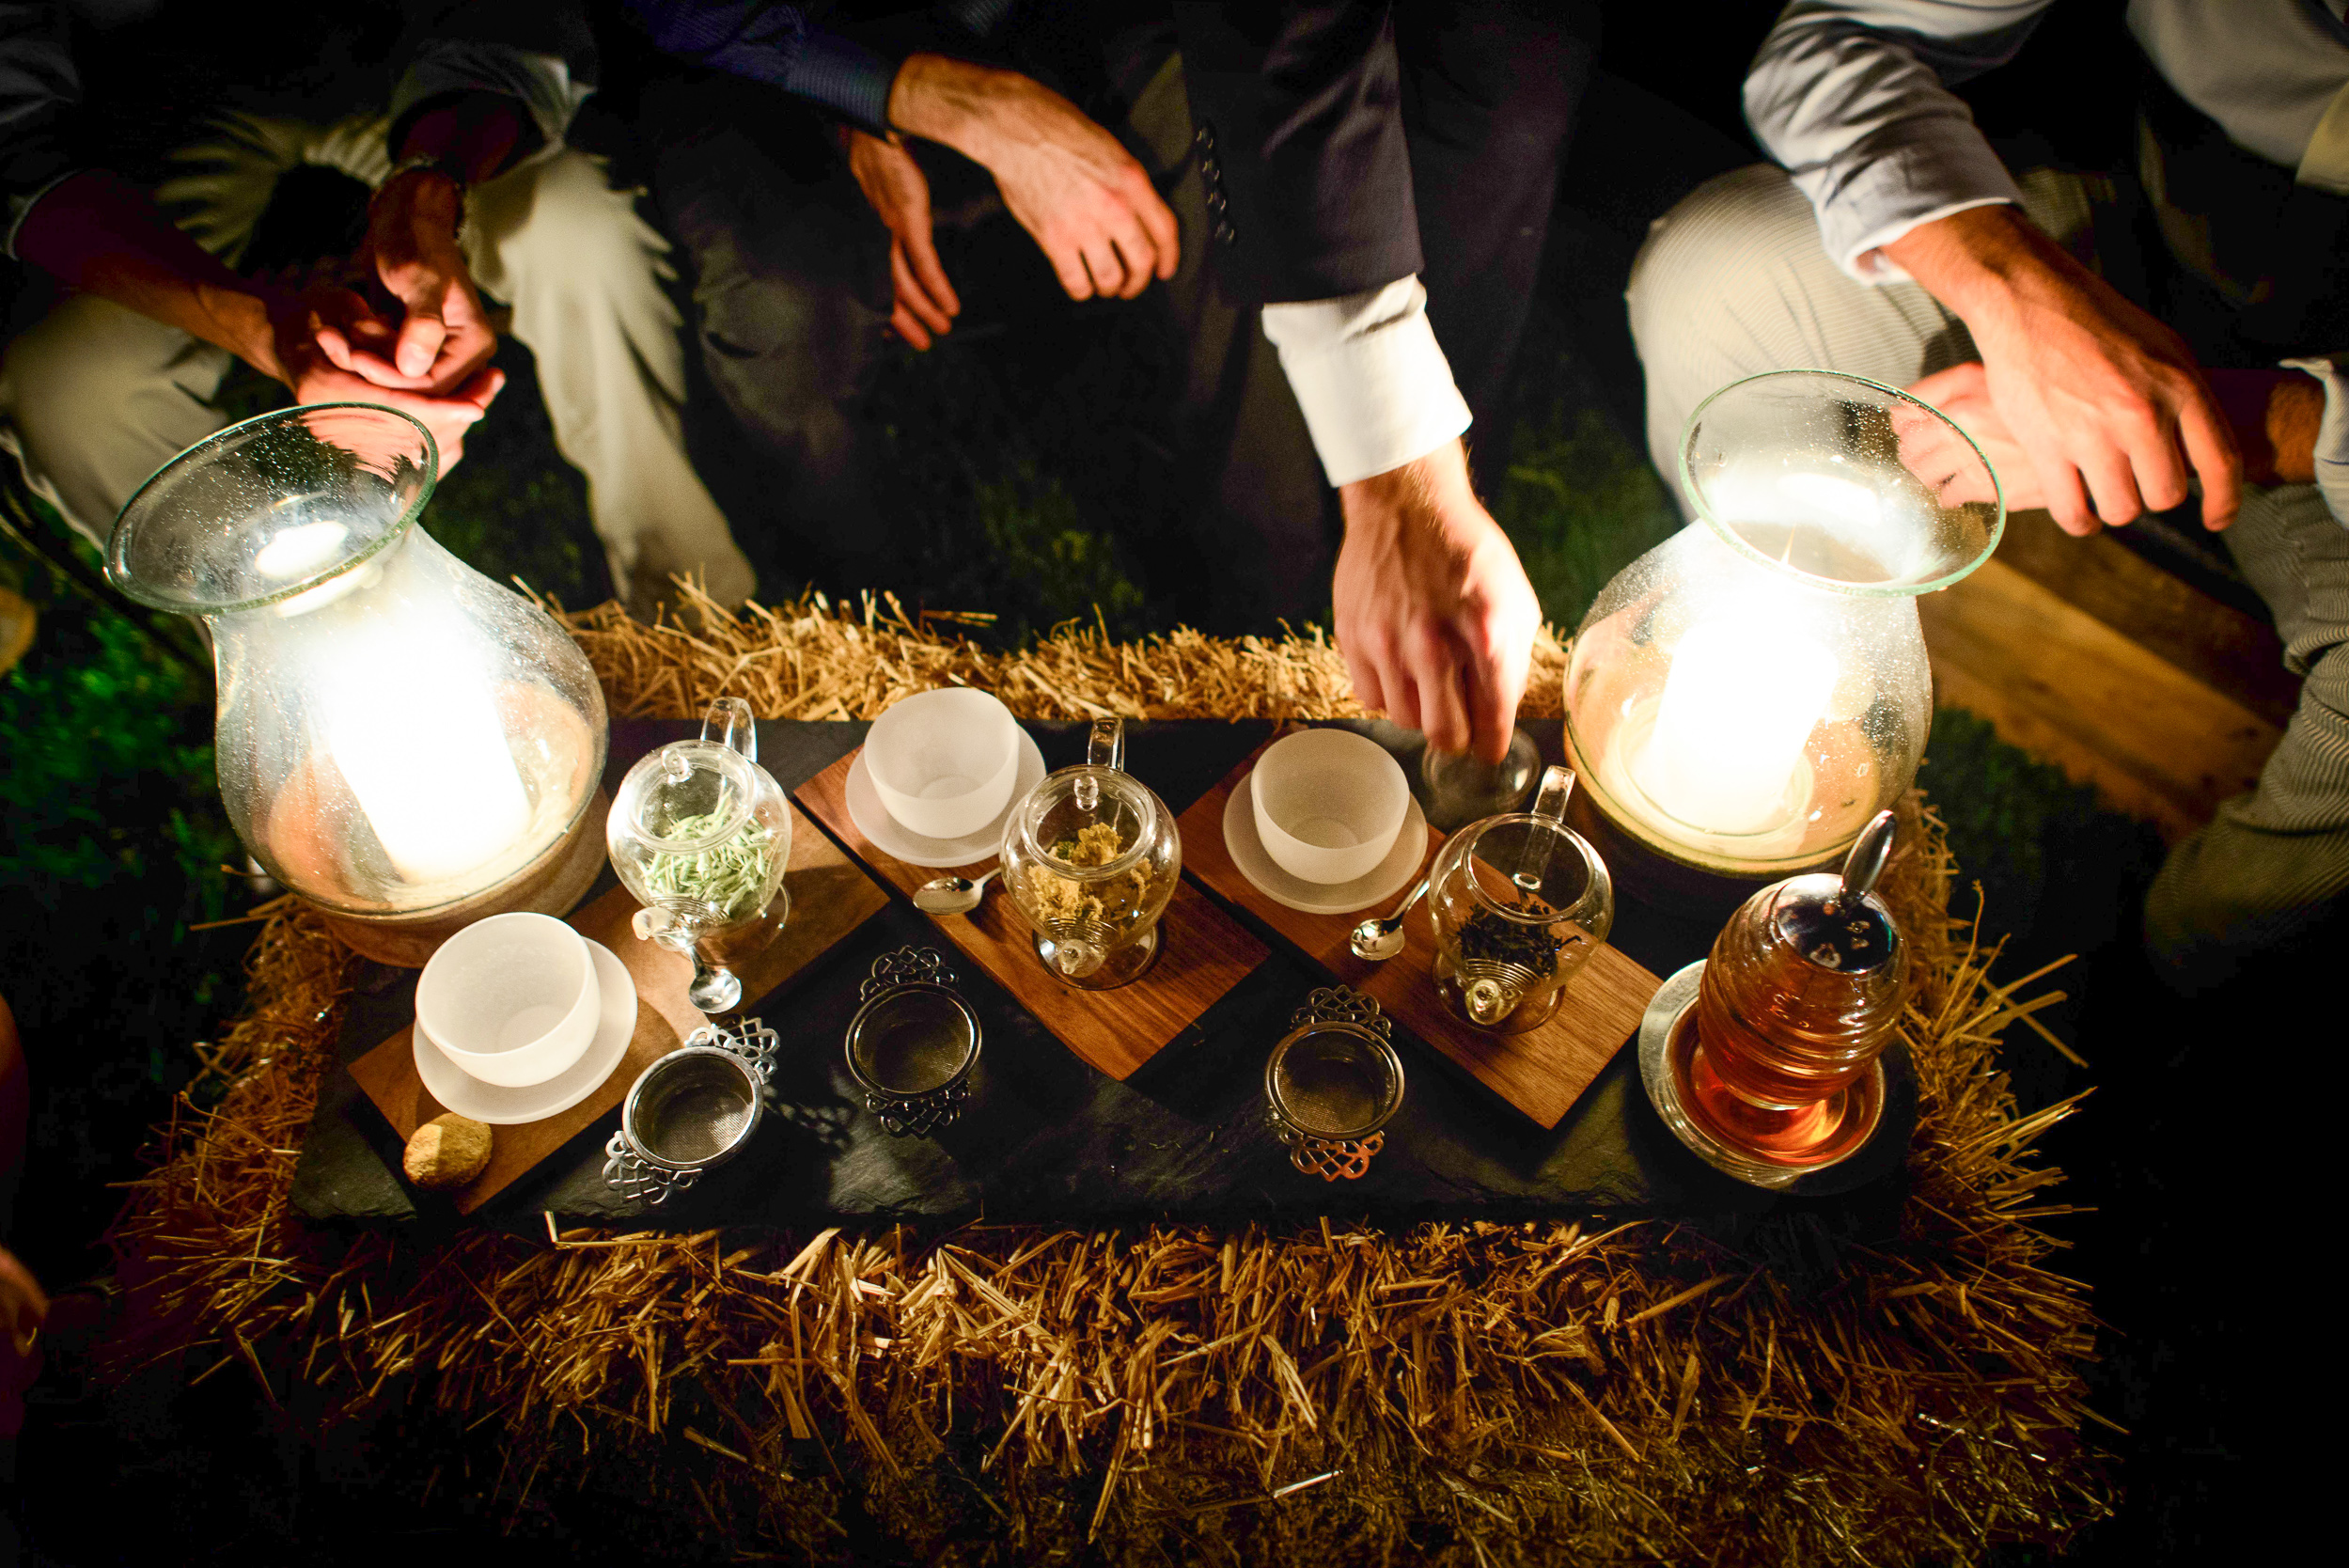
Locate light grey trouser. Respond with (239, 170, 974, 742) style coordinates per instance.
(0, 113, 754, 617)
(1627, 165, 2349, 987)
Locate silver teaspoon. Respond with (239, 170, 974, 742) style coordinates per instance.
(1349, 874, 1431, 962)
(912, 867, 1000, 916)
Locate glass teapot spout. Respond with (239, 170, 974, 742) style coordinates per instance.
(632, 901, 744, 1011)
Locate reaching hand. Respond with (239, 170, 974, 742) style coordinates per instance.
(1334, 442, 1542, 762)
(1881, 206, 2240, 534)
(887, 55, 1179, 303)
(845, 131, 962, 350)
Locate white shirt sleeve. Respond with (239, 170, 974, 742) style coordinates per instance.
(1260, 275, 1474, 488)
(1746, 0, 2052, 282)
(2283, 355, 2349, 531)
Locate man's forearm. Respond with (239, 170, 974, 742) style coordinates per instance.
(885, 54, 1033, 165)
(2207, 370, 2320, 487)
(11, 170, 281, 377)
(395, 92, 529, 185)
(1874, 203, 2064, 321)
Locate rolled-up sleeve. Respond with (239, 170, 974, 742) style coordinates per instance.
(1261, 276, 1472, 487)
(1746, 0, 2050, 281)
(1, 0, 80, 259)
(617, 2, 898, 136)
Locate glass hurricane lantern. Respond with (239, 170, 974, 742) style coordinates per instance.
(1563, 369, 2003, 886)
(105, 404, 610, 965)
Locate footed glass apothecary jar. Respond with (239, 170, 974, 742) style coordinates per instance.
(106, 404, 608, 965)
(608, 698, 793, 1012)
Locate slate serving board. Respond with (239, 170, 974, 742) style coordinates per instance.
(289, 721, 1912, 1236)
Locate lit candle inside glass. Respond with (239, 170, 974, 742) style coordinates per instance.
(1633, 616, 1838, 836)
(320, 635, 532, 886)
(258, 516, 535, 886)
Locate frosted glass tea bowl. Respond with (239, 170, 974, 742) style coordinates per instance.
(1251, 729, 1411, 886)
(415, 912, 601, 1088)
(865, 688, 1023, 840)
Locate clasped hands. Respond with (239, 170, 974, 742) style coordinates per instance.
(257, 167, 506, 472)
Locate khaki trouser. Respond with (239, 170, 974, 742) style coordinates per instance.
(1627, 165, 2349, 988)
(0, 113, 754, 617)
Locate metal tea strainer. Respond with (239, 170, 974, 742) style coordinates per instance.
(844, 948, 981, 1137)
(603, 1017, 779, 1205)
(1263, 987, 1405, 1181)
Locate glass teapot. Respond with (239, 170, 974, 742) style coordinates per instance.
(1429, 767, 1615, 1033)
(1001, 717, 1181, 989)
(608, 698, 792, 1011)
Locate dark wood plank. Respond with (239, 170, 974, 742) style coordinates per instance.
(349, 801, 888, 1213)
(1994, 507, 2299, 727)
(1919, 555, 2282, 842)
(793, 749, 1270, 1082)
(1178, 738, 1661, 1129)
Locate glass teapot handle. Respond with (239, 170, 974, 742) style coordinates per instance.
(1087, 716, 1124, 770)
(1076, 716, 1123, 813)
(700, 697, 756, 764)
(1529, 765, 1574, 822)
(1511, 766, 1576, 894)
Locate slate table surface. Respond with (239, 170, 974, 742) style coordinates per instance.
(290, 720, 1911, 1239)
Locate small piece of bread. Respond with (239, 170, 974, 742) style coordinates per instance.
(402, 1113, 493, 1189)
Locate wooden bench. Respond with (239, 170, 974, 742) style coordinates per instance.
(1918, 509, 2300, 842)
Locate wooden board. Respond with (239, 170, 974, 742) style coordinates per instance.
(793, 748, 1269, 1081)
(1179, 739, 1661, 1129)
(349, 801, 888, 1213)
(1919, 550, 2283, 843)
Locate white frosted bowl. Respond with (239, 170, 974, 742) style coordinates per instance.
(415, 912, 600, 1088)
(1252, 729, 1410, 885)
(866, 687, 1022, 840)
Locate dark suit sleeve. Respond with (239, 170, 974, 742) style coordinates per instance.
(1172, 2, 1422, 304)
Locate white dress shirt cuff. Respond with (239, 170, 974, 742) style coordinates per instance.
(2282, 354, 2349, 530)
(1261, 276, 1474, 488)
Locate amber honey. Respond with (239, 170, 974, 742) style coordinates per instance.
(1674, 872, 1908, 1168)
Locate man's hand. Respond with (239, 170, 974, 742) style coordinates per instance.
(322, 168, 500, 395)
(1880, 205, 2240, 535)
(886, 54, 1178, 302)
(255, 274, 504, 475)
(844, 131, 961, 349)
(1334, 441, 1541, 762)
(1907, 360, 2325, 512)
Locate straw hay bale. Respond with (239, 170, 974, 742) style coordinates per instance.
(99, 594, 2108, 1564)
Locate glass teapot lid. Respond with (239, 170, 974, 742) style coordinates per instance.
(1007, 717, 1162, 877)
(612, 698, 766, 860)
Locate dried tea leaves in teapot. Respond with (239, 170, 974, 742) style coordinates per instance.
(644, 809, 775, 924)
